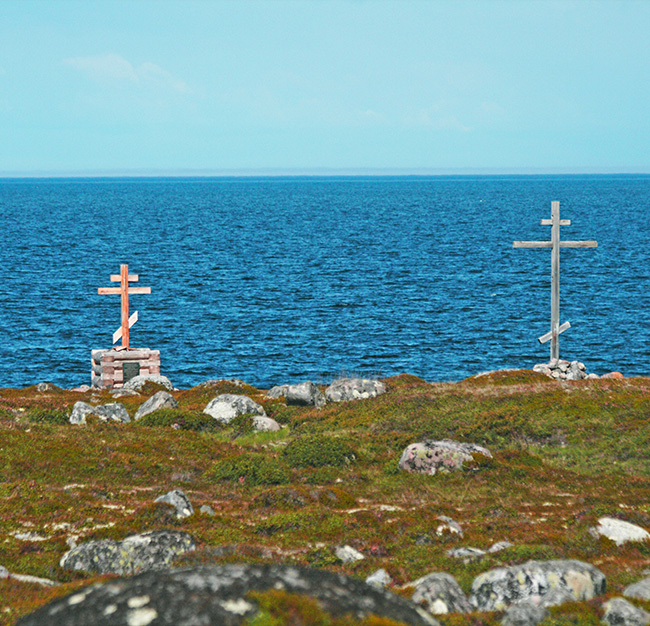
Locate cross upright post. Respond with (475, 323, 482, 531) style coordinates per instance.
(98, 264, 151, 349)
(513, 201, 597, 361)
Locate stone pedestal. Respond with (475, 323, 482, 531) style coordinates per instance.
(91, 349, 161, 389)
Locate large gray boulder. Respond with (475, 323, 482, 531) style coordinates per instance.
(203, 394, 266, 424)
(154, 489, 194, 518)
(408, 572, 472, 614)
(69, 401, 130, 425)
(124, 375, 173, 392)
(399, 439, 492, 475)
(469, 560, 606, 611)
(17, 564, 439, 626)
(266, 385, 289, 399)
(285, 382, 326, 408)
(592, 517, 650, 546)
(134, 391, 179, 420)
(325, 378, 387, 403)
(501, 600, 549, 626)
(59, 530, 196, 576)
(603, 597, 650, 626)
(625, 577, 650, 601)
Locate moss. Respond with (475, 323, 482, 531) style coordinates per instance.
(137, 408, 221, 432)
(283, 435, 356, 468)
(210, 452, 290, 486)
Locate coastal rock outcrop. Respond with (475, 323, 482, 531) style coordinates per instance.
(17, 564, 439, 626)
(203, 394, 266, 424)
(469, 559, 606, 611)
(134, 391, 178, 420)
(398, 439, 492, 475)
(59, 530, 196, 576)
(325, 378, 386, 403)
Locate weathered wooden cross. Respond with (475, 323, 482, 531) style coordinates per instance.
(98, 264, 151, 349)
(513, 201, 597, 361)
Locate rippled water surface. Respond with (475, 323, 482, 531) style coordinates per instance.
(1, 175, 649, 389)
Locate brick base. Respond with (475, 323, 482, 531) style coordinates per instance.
(91, 348, 161, 389)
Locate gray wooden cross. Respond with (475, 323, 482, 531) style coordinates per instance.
(513, 201, 597, 361)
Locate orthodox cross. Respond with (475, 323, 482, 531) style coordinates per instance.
(98, 264, 151, 349)
(513, 201, 597, 361)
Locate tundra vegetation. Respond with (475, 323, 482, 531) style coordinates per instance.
(2, 371, 650, 625)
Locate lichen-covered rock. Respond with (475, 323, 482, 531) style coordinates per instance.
(17, 564, 439, 626)
(469, 560, 606, 611)
(409, 572, 472, 615)
(69, 401, 130, 425)
(603, 597, 650, 626)
(134, 391, 178, 420)
(325, 378, 387, 403)
(154, 489, 194, 518)
(624, 577, 650, 601)
(203, 394, 266, 424)
(447, 547, 486, 562)
(59, 530, 196, 576)
(285, 382, 326, 408)
(501, 600, 549, 626)
(266, 385, 289, 399)
(124, 374, 173, 392)
(399, 439, 492, 474)
(436, 515, 463, 537)
(592, 517, 650, 546)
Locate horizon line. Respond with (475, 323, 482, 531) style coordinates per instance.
(1, 166, 650, 179)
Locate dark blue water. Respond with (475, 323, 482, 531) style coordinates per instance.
(1, 175, 649, 389)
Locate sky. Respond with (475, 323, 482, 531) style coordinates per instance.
(0, 0, 649, 175)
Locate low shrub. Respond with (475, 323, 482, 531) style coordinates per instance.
(211, 452, 290, 486)
(282, 435, 356, 469)
(137, 409, 220, 432)
(25, 407, 69, 425)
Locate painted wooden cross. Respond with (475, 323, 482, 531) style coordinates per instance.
(98, 264, 151, 349)
(513, 201, 597, 361)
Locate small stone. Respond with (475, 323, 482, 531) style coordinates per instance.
(488, 541, 514, 553)
(447, 547, 486, 562)
(0, 565, 8, 578)
(366, 569, 392, 589)
(436, 516, 463, 537)
(70, 385, 91, 393)
(593, 517, 650, 546)
(199, 505, 216, 517)
(335, 545, 365, 563)
(587, 373, 600, 379)
(36, 382, 60, 393)
(91, 403, 130, 423)
(601, 372, 624, 379)
(603, 597, 650, 626)
(154, 490, 194, 518)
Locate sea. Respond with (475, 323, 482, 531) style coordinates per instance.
(0, 175, 649, 390)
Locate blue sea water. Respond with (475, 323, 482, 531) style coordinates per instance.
(0, 175, 649, 389)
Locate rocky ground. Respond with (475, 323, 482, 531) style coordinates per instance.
(1, 369, 650, 625)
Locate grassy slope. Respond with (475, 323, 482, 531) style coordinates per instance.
(1, 371, 650, 625)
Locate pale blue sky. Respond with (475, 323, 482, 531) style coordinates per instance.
(1, 0, 649, 175)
